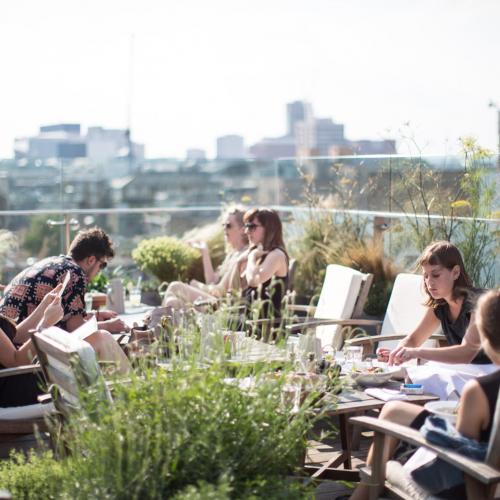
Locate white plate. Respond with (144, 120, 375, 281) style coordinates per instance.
(424, 400, 459, 423)
(350, 365, 404, 387)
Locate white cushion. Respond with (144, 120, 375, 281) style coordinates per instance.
(379, 273, 438, 349)
(314, 264, 363, 349)
(386, 460, 437, 499)
(0, 402, 54, 420)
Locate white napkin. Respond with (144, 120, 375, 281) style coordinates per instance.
(365, 387, 408, 401)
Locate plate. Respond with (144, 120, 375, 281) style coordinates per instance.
(424, 400, 459, 423)
(351, 365, 404, 387)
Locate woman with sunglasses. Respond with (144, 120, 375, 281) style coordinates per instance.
(162, 207, 248, 309)
(239, 208, 289, 321)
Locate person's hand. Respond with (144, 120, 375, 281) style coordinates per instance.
(248, 245, 267, 264)
(376, 347, 390, 363)
(95, 310, 118, 321)
(393, 347, 419, 364)
(39, 294, 64, 329)
(188, 240, 208, 253)
(388, 344, 406, 366)
(99, 317, 129, 333)
(39, 283, 63, 308)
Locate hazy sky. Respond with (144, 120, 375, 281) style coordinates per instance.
(1, 0, 499, 158)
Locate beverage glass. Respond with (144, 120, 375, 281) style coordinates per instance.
(84, 292, 93, 313)
(129, 288, 141, 307)
(231, 331, 247, 360)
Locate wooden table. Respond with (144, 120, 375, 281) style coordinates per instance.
(305, 382, 439, 481)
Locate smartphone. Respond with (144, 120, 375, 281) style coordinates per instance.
(58, 271, 71, 298)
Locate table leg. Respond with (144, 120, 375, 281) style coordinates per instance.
(339, 414, 352, 469)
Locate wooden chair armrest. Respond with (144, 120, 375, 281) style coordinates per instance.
(246, 318, 283, 327)
(0, 364, 41, 378)
(347, 333, 447, 346)
(286, 304, 316, 315)
(286, 318, 382, 333)
(350, 416, 500, 485)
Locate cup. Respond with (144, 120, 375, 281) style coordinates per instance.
(345, 346, 363, 363)
(84, 292, 93, 312)
(129, 288, 141, 307)
(230, 331, 247, 360)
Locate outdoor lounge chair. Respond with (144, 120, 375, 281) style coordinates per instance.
(32, 328, 112, 420)
(346, 272, 446, 355)
(350, 389, 500, 499)
(285, 264, 374, 350)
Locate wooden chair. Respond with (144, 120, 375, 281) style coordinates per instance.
(31, 328, 111, 420)
(284, 264, 375, 349)
(0, 365, 53, 458)
(350, 389, 500, 499)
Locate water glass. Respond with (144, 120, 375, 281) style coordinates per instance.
(84, 292, 93, 312)
(129, 288, 142, 307)
(231, 331, 247, 360)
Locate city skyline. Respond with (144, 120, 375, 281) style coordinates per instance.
(1, 0, 499, 160)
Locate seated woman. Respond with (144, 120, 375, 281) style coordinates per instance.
(1, 285, 130, 407)
(377, 241, 491, 366)
(162, 207, 248, 309)
(351, 288, 500, 500)
(239, 208, 289, 321)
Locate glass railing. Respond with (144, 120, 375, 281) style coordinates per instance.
(0, 154, 498, 286)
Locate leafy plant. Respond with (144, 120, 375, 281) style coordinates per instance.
(387, 137, 498, 286)
(87, 272, 109, 293)
(132, 236, 202, 284)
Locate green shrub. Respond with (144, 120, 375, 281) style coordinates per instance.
(132, 236, 202, 283)
(0, 361, 320, 499)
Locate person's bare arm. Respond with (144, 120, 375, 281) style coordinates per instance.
(456, 379, 489, 440)
(242, 248, 287, 288)
(395, 313, 481, 364)
(15, 284, 63, 343)
(386, 308, 441, 365)
(200, 246, 218, 284)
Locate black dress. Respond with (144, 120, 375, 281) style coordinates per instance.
(0, 316, 44, 407)
(433, 290, 491, 364)
(242, 249, 288, 321)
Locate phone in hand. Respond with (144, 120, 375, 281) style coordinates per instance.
(58, 271, 71, 298)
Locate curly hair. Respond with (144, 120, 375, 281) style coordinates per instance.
(69, 227, 115, 262)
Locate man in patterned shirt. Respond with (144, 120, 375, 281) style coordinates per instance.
(0, 227, 127, 333)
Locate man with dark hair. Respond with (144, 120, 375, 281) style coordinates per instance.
(0, 227, 126, 333)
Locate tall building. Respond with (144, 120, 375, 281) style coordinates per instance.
(216, 135, 245, 159)
(286, 101, 313, 137)
(186, 148, 206, 161)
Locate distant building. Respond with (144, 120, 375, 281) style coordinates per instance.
(248, 136, 296, 160)
(14, 124, 86, 160)
(216, 135, 245, 159)
(286, 101, 313, 137)
(330, 139, 396, 156)
(86, 127, 144, 163)
(14, 124, 144, 163)
(186, 149, 206, 161)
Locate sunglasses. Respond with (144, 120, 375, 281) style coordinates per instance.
(244, 223, 262, 231)
(98, 260, 108, 271)
(222, 222, 233, 230)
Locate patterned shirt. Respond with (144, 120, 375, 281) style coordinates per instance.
(0, 255, 87, 329)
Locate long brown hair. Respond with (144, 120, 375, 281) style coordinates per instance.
(476, 289, 500, 352)
(417, 241, 472, 307)
(244, 208, 288, 259)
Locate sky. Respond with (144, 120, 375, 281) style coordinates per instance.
(1, 0, 499, 159)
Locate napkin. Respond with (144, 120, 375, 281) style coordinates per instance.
(365, 388, 408, 401)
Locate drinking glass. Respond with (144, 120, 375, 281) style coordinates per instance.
(84, 292, 93, 312)
(129, 288, 141, 307)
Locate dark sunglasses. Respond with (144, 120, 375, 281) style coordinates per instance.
(244, 223, 262, 231)
(99, 260, 108, 271)
(222, 222, 233, 230)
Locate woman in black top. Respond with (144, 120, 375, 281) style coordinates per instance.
(239, 208, 288, 321)
(377, 241, 491, 365)
(351, 288, 500, 500)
